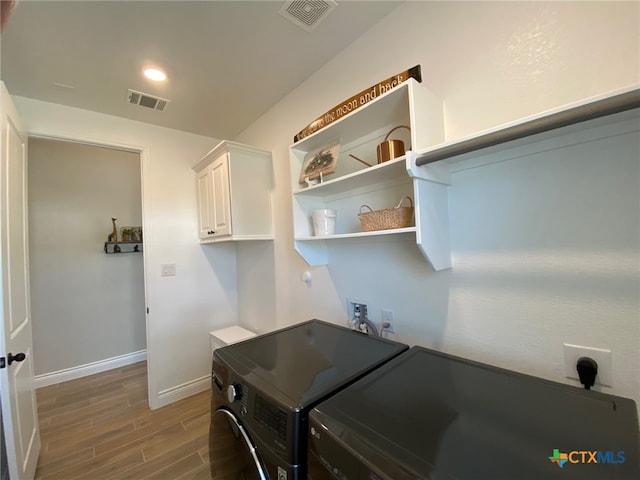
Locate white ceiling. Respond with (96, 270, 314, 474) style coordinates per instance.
(1, 0, 401, 138)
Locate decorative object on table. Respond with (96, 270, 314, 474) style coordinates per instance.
(377, 125, 411, 163)
(113, 244, 121, 253)
(312, 209, 337, 236)
(358, 196, 414, 232)
(107, 217, 118, 242)
(293, 65, 422, 142)
(299, 141, 340, 185)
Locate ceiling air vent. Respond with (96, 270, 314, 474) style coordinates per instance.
(279, 0, 337, 32)
(127, 89, 169, 112)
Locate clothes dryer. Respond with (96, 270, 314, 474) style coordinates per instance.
(309, 346, 639, 480)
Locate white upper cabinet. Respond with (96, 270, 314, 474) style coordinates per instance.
(289, 78, 446, 268)
(194, 141, 273, 242)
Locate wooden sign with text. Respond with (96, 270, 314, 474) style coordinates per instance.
(293, 65, 422, 143)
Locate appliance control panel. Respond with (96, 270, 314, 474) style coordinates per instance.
(211, 361, 227, 395)
(213, 357, 297, 464)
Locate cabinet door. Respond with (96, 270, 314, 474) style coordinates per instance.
(211, 154, 232, 237)
(196, 167, 214, 239)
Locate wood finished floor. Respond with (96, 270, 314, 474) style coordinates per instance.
(35, 361, 211, 480)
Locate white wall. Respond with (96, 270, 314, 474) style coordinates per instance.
(28, 138, 145, 375)
(234, 0, 640, 408)
(14, 98, 235, 408)
(235, 242, 276, 334)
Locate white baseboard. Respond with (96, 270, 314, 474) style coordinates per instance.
(34, 350, 147, 388)
(153, 375, 210, 409)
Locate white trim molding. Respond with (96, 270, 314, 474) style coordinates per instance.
(153, 375, 210, 410)
(33, 350, 147, 388)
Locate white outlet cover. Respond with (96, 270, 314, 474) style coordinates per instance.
(381, 309, 396, 333)
(563, 343, 612, 387)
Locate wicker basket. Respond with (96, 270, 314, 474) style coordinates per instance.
(358, 196, 414, 232)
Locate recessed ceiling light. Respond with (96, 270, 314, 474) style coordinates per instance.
(143, 68, 167, 82)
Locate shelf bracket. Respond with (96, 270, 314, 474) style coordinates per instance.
(406, 151, 451, 185)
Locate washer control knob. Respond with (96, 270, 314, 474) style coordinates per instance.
(227, 383, 241, 403)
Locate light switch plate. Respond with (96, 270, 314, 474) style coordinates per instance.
(161, 263, 176, 276)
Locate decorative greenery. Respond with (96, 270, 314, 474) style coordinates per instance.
(298, 141, 340, 184)
(304, 150, 334, 175)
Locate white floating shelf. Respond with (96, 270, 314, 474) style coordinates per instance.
(293, 156, 409, 197)
(295, 226, 416, 241)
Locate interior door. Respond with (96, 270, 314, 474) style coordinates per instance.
(0, 81, 40, 480)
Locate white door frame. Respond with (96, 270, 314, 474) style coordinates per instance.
(21, 130, 155, 407)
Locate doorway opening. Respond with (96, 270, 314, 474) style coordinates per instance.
(27, 137, 147, 387)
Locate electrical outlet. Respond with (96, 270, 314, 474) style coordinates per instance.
(381, 309, 396, 333)
(563, 343, 612, 387)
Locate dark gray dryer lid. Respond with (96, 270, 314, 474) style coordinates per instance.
(310, 346, 640, 480)
(215, 319, 408, 411)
